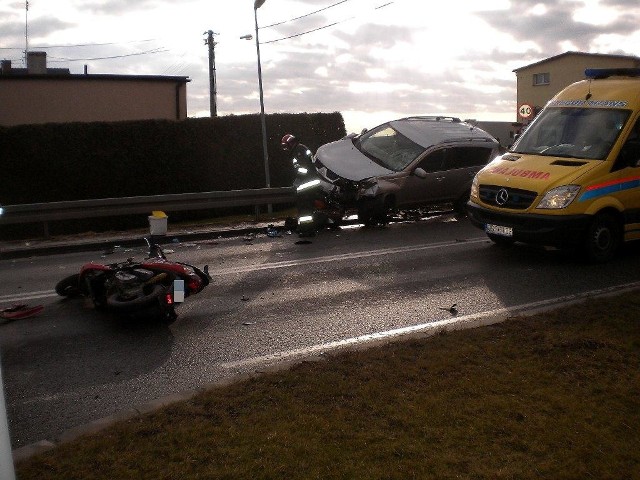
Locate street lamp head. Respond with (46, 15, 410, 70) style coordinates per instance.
(254, 0, 266, 9)
(240, 34, 253, 40)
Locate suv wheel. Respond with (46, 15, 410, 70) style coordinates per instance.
(453, 192, 470, 216)
(358, 197, 389, 226)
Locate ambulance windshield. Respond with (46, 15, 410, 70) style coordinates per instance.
(512, 107, 629, 160)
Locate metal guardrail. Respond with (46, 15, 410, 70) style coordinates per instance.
(0, 187, 296, 236)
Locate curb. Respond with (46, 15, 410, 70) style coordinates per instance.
(0, 225, 271, 260)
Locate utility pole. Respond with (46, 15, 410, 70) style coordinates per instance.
(204, 30, 218, 117)
(24, 0, 29, 66)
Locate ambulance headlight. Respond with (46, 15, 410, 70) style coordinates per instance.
(297, 179, 321, 192)
(537, 185, 580, 209)
(470, 176, 479, 199)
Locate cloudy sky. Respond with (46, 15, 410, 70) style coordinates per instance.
(1, 0, 639, 133)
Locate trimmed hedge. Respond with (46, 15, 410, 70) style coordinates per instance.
(0, 112, 346, 204)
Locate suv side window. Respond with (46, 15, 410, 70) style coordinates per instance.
(444, 147, 493, 170)
(418, 149, 446, 173)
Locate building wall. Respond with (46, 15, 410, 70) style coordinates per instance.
(0, 77, 188, 126)
(515, 54, 640, 124)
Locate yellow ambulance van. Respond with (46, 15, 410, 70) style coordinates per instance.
(467, 68, 640, 262)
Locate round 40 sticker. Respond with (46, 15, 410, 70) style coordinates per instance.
(519, 104, 534, 118)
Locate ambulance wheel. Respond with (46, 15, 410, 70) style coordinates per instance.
(584, 212, 620, 263)
(487, 234, 514, 247)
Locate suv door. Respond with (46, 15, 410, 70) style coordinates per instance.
(394, 146, 493, 208)
(435, 146, 494, 201)
(393, 148, 447, 207)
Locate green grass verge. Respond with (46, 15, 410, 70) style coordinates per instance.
(16, 291, 640, 479)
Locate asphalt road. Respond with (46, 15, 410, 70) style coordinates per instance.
(1, 214, 639, 450)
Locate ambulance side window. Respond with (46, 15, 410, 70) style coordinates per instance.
(614, 119, 640, 170)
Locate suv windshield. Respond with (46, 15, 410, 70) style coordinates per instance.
(354, 124, 426, 171)
(512, 107, 629, 160)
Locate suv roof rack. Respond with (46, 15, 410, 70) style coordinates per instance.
(585, 68, 640, 79)
(400, 116, 462, 123)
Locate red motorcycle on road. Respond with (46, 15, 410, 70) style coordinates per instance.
(55, 238, 210, 323)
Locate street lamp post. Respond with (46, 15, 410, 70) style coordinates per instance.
(254, 0, 271, 206)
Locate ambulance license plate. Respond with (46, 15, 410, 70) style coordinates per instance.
(485, 224, 513, 237)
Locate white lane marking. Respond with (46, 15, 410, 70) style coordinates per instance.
(220, 281, 640, 370)
(215, 237, 487, 275)
(0, 291, 58, 303)
(0, 238, 487, 303)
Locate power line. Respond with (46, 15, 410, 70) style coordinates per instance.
(261, 1, 394, 45)
(47, 48, 169, 62)
(162, 58, 190, 76)
(260, 0, 349, 29)
(0, 39, 156, 50)
(262, 20, 346, 45)
(31, 39, 156, 49)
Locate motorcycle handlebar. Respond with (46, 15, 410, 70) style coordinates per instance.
(145, 237, 167, 260)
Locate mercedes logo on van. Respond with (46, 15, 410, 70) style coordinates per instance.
(495, 188, 509, 206)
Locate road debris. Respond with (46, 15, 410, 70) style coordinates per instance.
(1, 304, 44, 320)
(439, 304, 458, 315)
(266, 224, 282, 238)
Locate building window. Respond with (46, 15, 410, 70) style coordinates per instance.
(533, 72, 550, 85)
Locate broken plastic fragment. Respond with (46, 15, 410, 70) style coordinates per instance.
(266, 225, 281, 238)
(1, 304, 44, 320)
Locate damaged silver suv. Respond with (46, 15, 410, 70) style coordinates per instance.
(298, 116, 500, 229)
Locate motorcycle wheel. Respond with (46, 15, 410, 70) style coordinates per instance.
(106, 284, 167, 312)
(55, 274, 82, 297)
